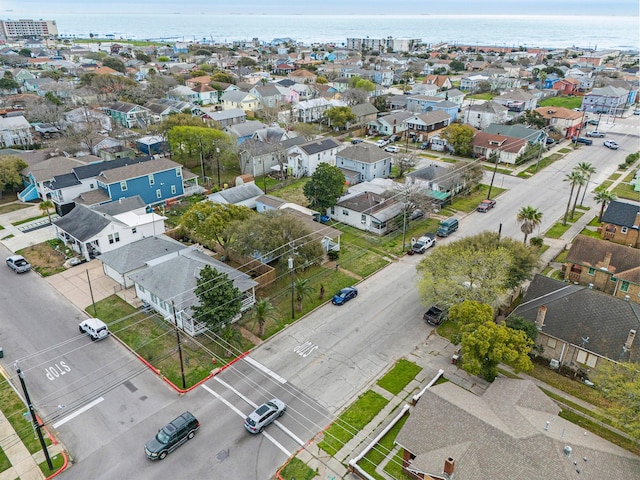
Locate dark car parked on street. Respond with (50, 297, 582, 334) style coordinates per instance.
(332, 286, 358, 305)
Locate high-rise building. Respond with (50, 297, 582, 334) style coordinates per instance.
(0, 19, 58, 39)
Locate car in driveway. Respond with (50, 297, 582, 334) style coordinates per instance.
(145, 411, 200, 460)
(409, 209, 424, 221)
(375, 139, 390, 148)
(331, 286, 358, 305)
(6, 255, 31, 273)
(604, 140, 619, 150)
(384, 145, 400, 153)
(419, 141, 429, 150)
(586, 131, 605, 138)
(411, 234, 436, 254)
(476, 199, 496, 212)
(424, 305, 447, 326)
(388, 134, 401, 142)
(244, 398, 286, 434)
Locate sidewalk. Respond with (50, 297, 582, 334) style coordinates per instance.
(0, 202, 58, 253)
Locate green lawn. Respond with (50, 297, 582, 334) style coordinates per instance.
(467, 93, 494, 101)
(278, 458, 317, 480)
(579, 228, 601, 239)
(611, 171, 639, 200)
(11, 215, 45, 226)
(317, 390, 389, 456)
(518, 153, 563, 177)
(360, 414, 410, 480)
(545, 222, 572, 239)
(0, 203, 32, 215)
(450, 184, 506, 213)
(377, 359, 423, 395)
(538, 97, 583, 110)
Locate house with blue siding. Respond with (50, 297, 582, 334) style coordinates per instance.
(405, 95, 459, 121)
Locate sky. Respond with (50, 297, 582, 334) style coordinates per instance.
(2, 0, 639, 16)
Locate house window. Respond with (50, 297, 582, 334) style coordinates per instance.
(171, 185, 177, 194)
(620, 281, 630, 293)
(132, 227, 137, 234)
(176, 168, 182, 177)
(120, 181, 127, 191)
(621, 226, 628, 234)
(547, 338, 557, 349)
(611, 276, 617, 282)
(342, 210, 349, 216)
(587, 267, 595, 276)
(330, 207, 335, 214)
(156, 189, 162, 199)
(361, 214, 366, 224)
(148, 174, 155, 185)
(139, 285, 145, 293)
(108, 232, 120, 244)
(90, 183, 94, 189)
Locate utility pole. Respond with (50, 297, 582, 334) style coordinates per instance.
(486, 152, 500, 200)
(171, 301, 187, 389)
(215, 145, 221, 188)
(198, 137, 205, 185)
(15, 365, 54, 471)
(288, 243, 295, 320)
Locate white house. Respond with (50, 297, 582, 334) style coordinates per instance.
(329, 191, 403, 236)
(128, 248, 258, 336)
(53, 196, 166, 261)
(334, 144, 392, 184)
(287, 138, 342, 177)
(464, 101, 509, 130)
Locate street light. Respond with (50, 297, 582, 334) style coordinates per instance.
(288, 257, 295, 320)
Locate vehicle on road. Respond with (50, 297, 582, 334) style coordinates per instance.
(409, 209, 424, 221)
(375, 139, 390, 148)
(572, 137, 593, 145)
(586, 131, 605, 138)
(79, 318, 110, 341)
(384, 145, 400, 153)
(634, 109, 640, 115)
(436, 217, 459, 237)
(604, 140, 619, 150)
(351, 138, 363, 144)
(411, 234, 436, 254)
(476, 199, 496, 212)
(6, 255, 31, 273)
(145, 411, 200, 460)
(331, 286, 358, 305)
(424, 306, 447, 326)
(244, 399, 286, 434)
(587, 119, 599, 125)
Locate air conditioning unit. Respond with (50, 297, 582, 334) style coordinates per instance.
(549, 359, 560, 370)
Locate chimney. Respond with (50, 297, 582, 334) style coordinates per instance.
(535, 305, 547, 329)
(602, 251, 613, 269)
(443, 457, 455, 476)
(625, 330, 636, 351)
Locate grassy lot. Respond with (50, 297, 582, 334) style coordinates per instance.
(579, 227, 601, 239)
(17, 239, 67, 277)
(545, 222, 572, 239)
(553, 248, 568, 263)
(317, 390, 389, 456)
(266, 177, 312, 205)
(538, 96, 583, 110)
(11, 215, 45, 226)
(91, 295, 254, 388)
(450, 184, 506, 213)
(377, 359, 423, 395)
(0, 202, 32, 215)
(467, 93, 494, 101)
(359, 414, 410, 480)
(0, 233, 13, 240)
(587, 216, 600, 227)
(517, 153, 563, 177)
(162, 194, 206, 229)
(558, 148, 573, 154)
(611, 170, 639, 201)
(279, 458, 317, 480)
(484, 165, 513, 175)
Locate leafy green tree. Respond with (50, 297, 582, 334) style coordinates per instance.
(449, 60, 465, 72)
(238, 57, 257, 67)
(181, 202, 253, 258)
(303, 163, 345, 211)
(323, 106, 357, 130)
(294, 278, 315, 313)
(373, 95, 388, 112)
(167, 126, 232, 174)
(0, 156, 28, 196)
(251, 299, 278, 337)
(591, 361, 640, 441)
(232, 210, 324, 268)
(517, 206, 543, 245)
(354, 78, 375, 92)
(39, 200, 55, 223)
(460, 314, 533, 381)
(315, 76, 328, 84)
(18, 48, 32, 57)
(417, 237, 513, 308)
(450, 300, 493, 333)
(563, 170, 585, 225)
(44, 91, 63, 105)
(160, 113, 207, 135)
(102, 57, 126, 73)
(440, 124, 475, 157)
(134, 51, 152, 63)
(594, 188, 617, 222)
(0, 77, 19, 90)
(505, 315, 539, 343)
(218, 324, 243, 357)
(192, 265, 242, 332)
(157, 56, 170, 62)
(211, 72, 236, 84)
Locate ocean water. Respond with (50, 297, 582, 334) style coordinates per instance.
(7, 14, 640, 51)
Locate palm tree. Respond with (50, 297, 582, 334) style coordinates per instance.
(218, 324, 243, 358)
(517, 206, 543, 245)
(39, 200, 54, 224)
(294, 278, 315, 313)
(563, 170, 585, 226)
(576, 162, 596, 207)
(570, 168, 587, 220)
(251, 299, 277, 337)
(594, 189, 617, 222)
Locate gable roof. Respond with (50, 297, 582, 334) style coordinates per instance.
(24, 156, 88, 182)
(97, 234, 185, 274)
(97, 158, 181, 184)
(566, 235, 640, 275)
(93, 196, 146, 216)
(298, 138, 340, 155)
(350, 102, 379, 117)
(534, 106, 582, 120)
(53, 204, 115, 241)
(484, 124, 544, 141)
(601, 200, 640, 228)
(511, 275, 640, 363)
(337, 144, 391, 164)
(337, 191, 402, 220)
(396, 378, 640, 480)
(471, 132, 528, 153)
(207, 182, 264, 204)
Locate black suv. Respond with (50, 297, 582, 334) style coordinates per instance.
(145, 411, 200, 460)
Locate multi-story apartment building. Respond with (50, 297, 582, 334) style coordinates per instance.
(0, 19, 58, 38)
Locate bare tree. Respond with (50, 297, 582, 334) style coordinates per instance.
(341, 88, 369, 106)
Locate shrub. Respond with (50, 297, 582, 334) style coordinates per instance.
(529, 237, 544, 248)
(327, 250, 339, 261)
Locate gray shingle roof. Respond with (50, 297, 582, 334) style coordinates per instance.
(601, 200, 640, 228)
(226, 120, 265, 138)
(511, 275, 640, 363)
(336, 144, 390, 164)
(299, 138, 340, 155)
(207, 182, 264, 204)
(53, 204, 115, 241)
(395, 378, 640, 480)
(93, 196, 146, 216)
(97, 235, 185, 274)
(97, 158, 181, 184)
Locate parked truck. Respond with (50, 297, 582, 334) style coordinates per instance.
(424, 306, 447, 326)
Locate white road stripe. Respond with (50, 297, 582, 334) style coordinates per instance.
(243, 356, 287, 384)
(53, 397, 104, 428)
(200, 384, 247, 417)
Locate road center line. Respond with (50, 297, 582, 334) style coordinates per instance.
(52, 397, 104, 428)
(243, 356, 287, 384)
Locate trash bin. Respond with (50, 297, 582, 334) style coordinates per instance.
(0, 348, 4, 359)
(451, 354, 459, 365)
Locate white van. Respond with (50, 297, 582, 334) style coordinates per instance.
(79, 318, 110, 341)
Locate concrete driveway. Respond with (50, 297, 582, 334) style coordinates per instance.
(46, 259, 126, 314)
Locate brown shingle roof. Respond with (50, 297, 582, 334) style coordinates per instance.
(97, 158, 181, 184)
(566, 235, 640, 275)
